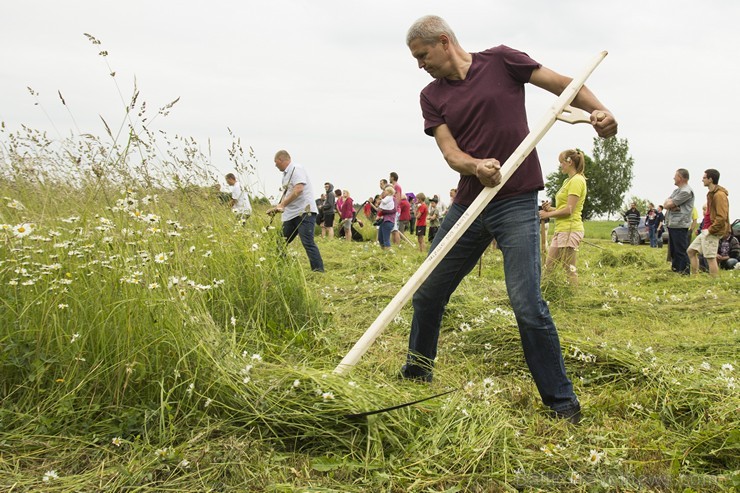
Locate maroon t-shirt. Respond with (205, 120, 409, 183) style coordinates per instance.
(420, 45, 543, 205)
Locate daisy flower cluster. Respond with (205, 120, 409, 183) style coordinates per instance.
(717, 362, 736, 390)
(569, 345, 597, 364)
(462, 377, 505, 404)
(234, 351, 265, 385)
(111, 191, 160, 224)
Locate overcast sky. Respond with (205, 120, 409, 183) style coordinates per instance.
(2, 1, 739, 218)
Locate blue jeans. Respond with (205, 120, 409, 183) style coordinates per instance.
(648, 224, 657, 247)
(722, 258, 738, 270)
(405, 192, 578, 413)
(378, 220, 393, 247)
(668, 227, 689, 274)
(282, 213, 324, 272)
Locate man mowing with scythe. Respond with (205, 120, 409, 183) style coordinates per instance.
(400, 15, 618, 423)
(266, 150, 325, 273)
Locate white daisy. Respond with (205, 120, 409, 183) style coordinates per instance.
(587, 449, 604, 465)
(42, 470, 59, 482)
(13, 223, 34, 238)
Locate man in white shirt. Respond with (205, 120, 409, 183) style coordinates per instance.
(266, 150, 325, 272)
(225, 173, 253, 222)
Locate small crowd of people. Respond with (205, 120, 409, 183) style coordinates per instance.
(615, 169, 736, 276)
(299, 172, 456, 253)
(663, 168, 734, 276)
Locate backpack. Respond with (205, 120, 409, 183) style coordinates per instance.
(731, 219, 740, 241)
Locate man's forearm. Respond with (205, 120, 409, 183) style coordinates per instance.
(442, 148, 479, 176)
(280, 184, 305, 208)
(571, 85, 609, 114)
(280, 191, 298, 207)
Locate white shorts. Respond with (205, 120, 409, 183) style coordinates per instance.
(688, 231, 719, 258)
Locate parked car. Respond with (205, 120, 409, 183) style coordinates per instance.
(613, 218, 738, 246)
(611, 218, 649, 244)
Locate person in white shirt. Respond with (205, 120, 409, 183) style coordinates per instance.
(225, 173, 253, 223)
(266, 150, 325, 272)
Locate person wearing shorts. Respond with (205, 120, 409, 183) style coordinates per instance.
(539, 149, 588, 286)
(688, 168, 730, 277)
(322, 183, 336, 239)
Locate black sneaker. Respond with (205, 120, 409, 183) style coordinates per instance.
(553, 405, 582, 425)
(399, 364, 433, 383)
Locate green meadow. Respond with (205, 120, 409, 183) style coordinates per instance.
(1, 178, 737, 492)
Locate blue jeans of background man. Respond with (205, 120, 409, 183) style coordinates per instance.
(648, 224, 657, 247)
(667, 227, 689, 274)
(282, 213, 324, 272)
(405, 192, 579, 414)
(378, 220, 393, 247)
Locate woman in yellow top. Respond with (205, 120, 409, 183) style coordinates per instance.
(539, 149, 587, 286)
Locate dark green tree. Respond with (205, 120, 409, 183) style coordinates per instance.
(589, 137, 634, 219)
